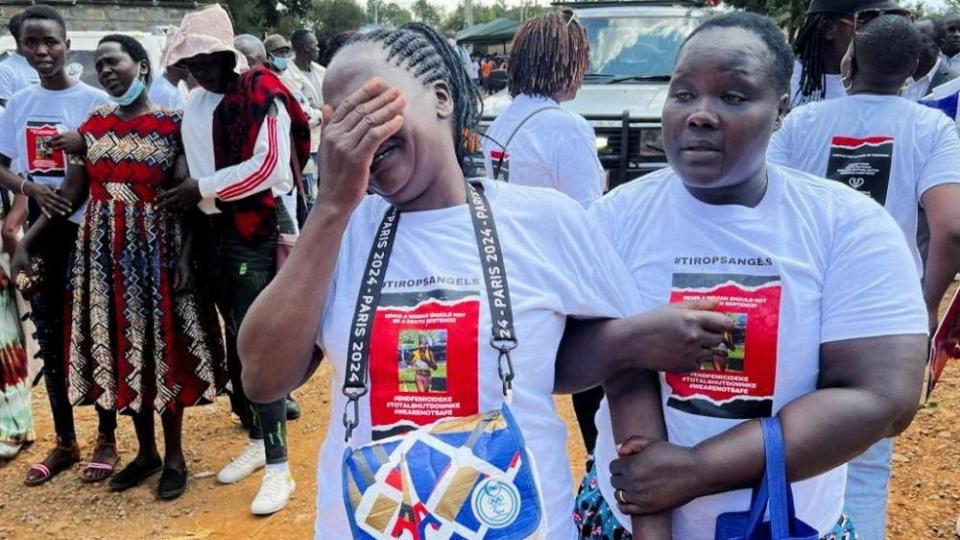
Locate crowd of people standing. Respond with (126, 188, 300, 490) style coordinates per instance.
(0, 0, 956, 539)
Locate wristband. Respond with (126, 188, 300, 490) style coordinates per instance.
(18, 177, 27, 195)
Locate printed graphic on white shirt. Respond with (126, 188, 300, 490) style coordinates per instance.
(25, 120, 65, 184)
(825, 136, 894, 205)
(665, 273, 781, 419)
(488, 149, 510, 182)
(369, 289, 480, 440)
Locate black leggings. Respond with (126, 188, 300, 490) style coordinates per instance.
(28, 218, 116, 442)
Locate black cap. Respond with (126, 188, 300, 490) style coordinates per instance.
(807, 0, 901, 15)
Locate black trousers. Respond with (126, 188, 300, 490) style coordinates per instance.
(206, 211, 290, 465)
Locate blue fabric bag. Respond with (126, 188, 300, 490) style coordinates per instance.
(715, 417, 820, 540)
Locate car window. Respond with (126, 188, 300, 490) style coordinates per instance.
(582, 15, 700, 78)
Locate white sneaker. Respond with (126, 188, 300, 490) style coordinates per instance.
(217, 441, 266, 484)
(250, 469, 296, 515)
(0, 441, 22, 459)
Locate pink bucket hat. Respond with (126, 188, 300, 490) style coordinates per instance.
(161, 4, 248, 73)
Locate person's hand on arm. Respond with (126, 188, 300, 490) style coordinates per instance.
(920, 183, 960, 332)
(237, 77, 405, 403)
(0, 154, 72, 219)
(604, 369, 671, 539)
(610, 333, 925, 516)
(554, 300, 735, 394)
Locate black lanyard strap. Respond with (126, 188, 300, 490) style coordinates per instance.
(342, 182, 517, 442)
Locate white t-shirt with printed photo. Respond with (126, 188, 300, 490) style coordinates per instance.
(0, 82, 109, 223)
(314, 179, 638, 539)
(0, 53, 40, 101)
(768, 94, 960, 273)
(589, 165, 928, 540)
(482, 94, 604, 207)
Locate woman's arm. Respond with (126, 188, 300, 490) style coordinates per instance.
(604, 369, 672, 539)
(554, 300, 734, 394)
(1, 194, 27, 257)
(238, 77, 406, 403)
(608, 333, 927, 515)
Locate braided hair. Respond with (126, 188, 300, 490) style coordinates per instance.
(347, 23, 482, 167)
(99, 34, 153, 85)
(792, 13, 839, 104)
(508, 10, 589, 99)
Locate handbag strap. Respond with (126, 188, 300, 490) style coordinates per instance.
(743, 416, 797, 540)
(492, 106, 561, 181)
(341, 181, 518, 442)
(762, 416, 794, 539)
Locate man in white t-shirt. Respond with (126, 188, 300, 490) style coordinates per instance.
(0, 14, 40, 108)
(582, 13, 928, 540)
(768, 16, 960, 540)
(0, 5, 114, 487)
(482, 11, 603, 208)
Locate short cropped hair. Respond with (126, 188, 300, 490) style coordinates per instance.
(680, 11, 795, 96)
(19, 5, 67, 39)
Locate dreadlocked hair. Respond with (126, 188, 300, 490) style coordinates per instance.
(347, 23, 482, 168)
(793, 13, 839, 104)
(508, 10, 589, 99)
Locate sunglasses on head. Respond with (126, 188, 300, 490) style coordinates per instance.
(844, 7, 916, 30)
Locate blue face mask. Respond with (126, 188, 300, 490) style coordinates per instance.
(272, 56, 289, 72)
(110, 76, 146, 106)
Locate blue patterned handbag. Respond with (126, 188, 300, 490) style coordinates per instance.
(714, 417, 820, 540)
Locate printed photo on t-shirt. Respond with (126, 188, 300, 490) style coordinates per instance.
(703, 313, 747, 373)
(370, 289, 480, 440)
(825, 136, 894, 205)
(25, 120, 65, 182)
(398, 330, 447, 393)
(666, 273, 782, 419)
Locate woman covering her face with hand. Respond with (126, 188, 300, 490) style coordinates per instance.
(236, 21, 732, 538)
(14, 34, 224, 500)
(574, 12, 928, 540)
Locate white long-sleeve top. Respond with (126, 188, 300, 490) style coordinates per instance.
(182, 87, 292, 215)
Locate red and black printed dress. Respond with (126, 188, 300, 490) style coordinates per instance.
(67, 105, 225, 414)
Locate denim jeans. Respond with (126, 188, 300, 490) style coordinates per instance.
(844, 437, 893, 540)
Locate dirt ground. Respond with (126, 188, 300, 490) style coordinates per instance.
(1, 325, 959, 539)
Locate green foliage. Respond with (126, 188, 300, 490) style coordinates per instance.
(226, 0, 312, 34)
(411, 0, 444, 26)
(312, 0, 367, 33)
(367, 0, 414, 27)
(441, 0, 551, 32)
